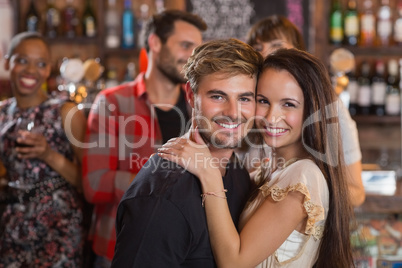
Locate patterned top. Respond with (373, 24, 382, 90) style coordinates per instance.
(0, 96, 84, 267)
(239, 159, 329, 268)
(82, 73, 191, 260)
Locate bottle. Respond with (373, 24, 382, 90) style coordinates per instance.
(155, 0, 165, 13)
(385, 59, 401, 115)
(371, 60, 387, 116)
(137, 4, 150, 48)
(346, 72, 359, 116)
(377, 0, 392, 46)
(394, 1, 402, 46)
(25, 0, 40, 32)
(360, 0, 375, 47)
(105, 68, 119, 88)
(329, 0, 343, 45)
(105, 0, 121, 49)
(63, 0, 78, 38)
(122, 0, 136, 48)
(82, 0, 97, 38)
(357, 61, 372, 115)
(45, 0, 60, 38)
(344, 0, 359, 46)
(123, 62, 136, 83)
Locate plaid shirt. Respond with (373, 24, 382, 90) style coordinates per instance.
(83, 73, 190, 260)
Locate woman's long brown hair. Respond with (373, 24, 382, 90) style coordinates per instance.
(257, 49, 354, 268)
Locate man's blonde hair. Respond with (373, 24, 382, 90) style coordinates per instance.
(184, 38, 263, 93)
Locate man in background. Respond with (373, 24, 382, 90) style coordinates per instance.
(82, 10, 207, 266)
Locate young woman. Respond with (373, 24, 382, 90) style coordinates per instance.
(159, 49, 354, 267)
(244, 15, 365, 207)
(0, 32, 86, 266)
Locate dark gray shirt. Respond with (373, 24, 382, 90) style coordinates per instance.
(112, 154, 251, 268)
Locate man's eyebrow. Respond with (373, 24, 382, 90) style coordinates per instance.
(239, 92, 255, 98)
(206, 89, 228, 96)
(206, 89, 255, 98)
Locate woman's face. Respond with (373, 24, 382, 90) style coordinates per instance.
(5, 39, 51, 97)
(255, 68, 304, 155)
(253, 39, 294, 58)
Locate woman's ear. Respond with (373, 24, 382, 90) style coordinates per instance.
(148, 33, 162, 54)
(4, 58, 10, 71)
(185, 82, 194, 108)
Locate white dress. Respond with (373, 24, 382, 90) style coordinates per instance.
(239, 159, 330, 268)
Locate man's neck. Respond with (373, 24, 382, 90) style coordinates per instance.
(209, 147, 234, 177)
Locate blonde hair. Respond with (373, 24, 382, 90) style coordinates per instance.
(184, 38, 263, 93)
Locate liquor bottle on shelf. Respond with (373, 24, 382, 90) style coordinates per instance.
(360, 0, 375, 47)
(25, 0, 40, 32)
(377, 0, 392, 46)
(45, 0, 60, 38)
(329, 0, 343, 45)
(155, 0, 165, 13)
(385, 59, 401, 115)
(344, 0, 359, 46)
(122, 0, 136, 49)
(357, 61, 372, 115)
(346, 71, 359, 116)
(63, 0, 78, 38)
(105, 68, 119, 89)
(137, 4, 150, 48)
(105, 0, 121, 49)
(371, 60, 387, 116)
(394, 1, 402, 46)
(123, 62, 136, 83)
(82, 0, 97, 38)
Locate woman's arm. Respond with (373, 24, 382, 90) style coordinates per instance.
(16, 102, 86, 190)
(159, 132, 307, 268)
(199, 169, 306, 268)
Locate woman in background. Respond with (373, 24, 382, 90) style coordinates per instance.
(0, 32, 86, 266)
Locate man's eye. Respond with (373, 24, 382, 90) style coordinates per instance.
(239, 97, 251, 102)
(211, 95, 223, 100)
(253, 46, 262, 52)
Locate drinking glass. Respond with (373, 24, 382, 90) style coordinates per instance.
(8, 118, 36, 192)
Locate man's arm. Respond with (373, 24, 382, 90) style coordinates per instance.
(112, 196, 191, 267)
(82, 93, 134, 204)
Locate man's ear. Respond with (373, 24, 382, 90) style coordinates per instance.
(185, 82, 194, 108)
(148, 33, 162, 53)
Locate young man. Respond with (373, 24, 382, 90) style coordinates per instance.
(82, 10, 207, 265)
(111, 39, 264, 267)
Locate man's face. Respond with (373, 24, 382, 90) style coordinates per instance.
(156, 20, 203, 84)
(192, 73, 256, 149)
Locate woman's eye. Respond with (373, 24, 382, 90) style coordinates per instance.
(257, 98, 269, 104)
(16, 58, 28, 64)
(284, 102, 296, 107)
(37, 62, 48, 68)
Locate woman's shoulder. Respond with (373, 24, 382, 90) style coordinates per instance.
(274, 159, 327, 189)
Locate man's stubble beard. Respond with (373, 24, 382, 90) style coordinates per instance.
(156, 45, 187, 85)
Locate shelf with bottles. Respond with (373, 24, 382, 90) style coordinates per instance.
(13, 0, 102, 40)
(329, 0, 402, 52)
(345, 58, 401, 122)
